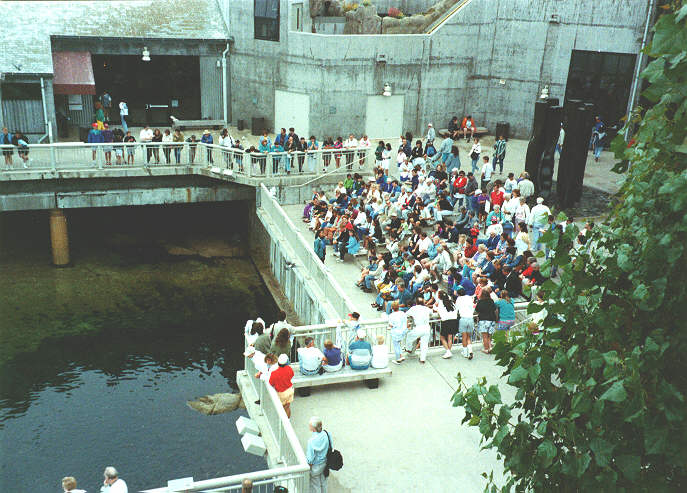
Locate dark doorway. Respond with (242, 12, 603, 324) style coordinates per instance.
(565, 50, 636, 130)
(92, 55, 201, 126)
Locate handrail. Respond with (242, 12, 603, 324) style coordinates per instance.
(425, 0, 473, 34)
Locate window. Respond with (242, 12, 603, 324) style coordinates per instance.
(2, 83, 41, 100)
(255, 0, 280, 41)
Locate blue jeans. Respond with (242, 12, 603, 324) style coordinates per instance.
(471, 158, 479, 173)
(531, 224, 544, 251)
(494, 155, 504, 173)
(121, 115, 128, 134)
(300, 366, 320, 376)
(364, 274, 376, 289)
(174, 148, 182, 164)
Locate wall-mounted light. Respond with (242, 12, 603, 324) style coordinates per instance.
(539, 84, 550, 100)
(383, 83, 392, 97)
(142, 47, 151, 62)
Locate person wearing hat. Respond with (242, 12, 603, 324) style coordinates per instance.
(347, 328, 372, 370)
(269, 353, 295, 417)
(528, 197, 551, 251)
(426, 123, 435, 143)
(201, 130, 214, 163)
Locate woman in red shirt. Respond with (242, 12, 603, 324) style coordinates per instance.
(269, 354, 295, 418)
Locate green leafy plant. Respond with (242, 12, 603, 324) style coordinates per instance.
(451, 3, 687, 491)
(343, 2, 359, 13)
(362, 0, 372, 6)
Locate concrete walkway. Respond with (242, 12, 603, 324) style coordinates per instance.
(282, 205, 513, 492)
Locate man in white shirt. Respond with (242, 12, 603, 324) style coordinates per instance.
(358, 134, 371, 168)
(528, 197, 552, 251)
(517, 172, 535, 202)
(118, 101, 129, 133)
(503, 193, 520, 220)
(404, 297, 433, 363)
(297, 337, 325, 375)
(455, 287, 475, 359)
(344, 133, 358, 169)
(139, 125, 153, 165)
(102, 466, 127, 493)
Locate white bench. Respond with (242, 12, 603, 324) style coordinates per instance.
(290, 363, 392, 396)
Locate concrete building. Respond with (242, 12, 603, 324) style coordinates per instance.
(0, 0, 653, 142)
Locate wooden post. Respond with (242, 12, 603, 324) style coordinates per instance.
(49, 209, 70, 266)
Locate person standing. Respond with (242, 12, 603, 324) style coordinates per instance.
(528, 197, 551, 251)
(434, 291, 457, 359)
(480, 155, 493, 192)
(314, 230, 327, 263)
(94, 102, 105, 130)
(201, 130, 214, 163)
(306, 417, 330, 493)
(517, 172, 535, 204)
(151, 128, 163, 164)
(556, 123, 564, 156)
(469, 137, 481, 173)
(495, 290, 516, 338)
(590, 116, 606, 162)
(455, 287, 474, 359)
(405, 296, 432, 364)
(101, 466, 127, 493)
(475, 290, 497, 354)
(123, 131, 136, 165)
(492, 135, 506, 174)
(139, 125, 153, 164)
(269, 354, 295, 418)
(2, 127, 14, 168)
(426, 123, 436, 144)
(172, 128, 185, 164)
(358, 134, 371, 168)
(118, 100, 128, 133)
(100, 91, 112, 122)
(162, 129, 173, 164)
(388, 301, 408, 364)
(101, 123, 114, 166)
(343, 133, 358, 170)
(88, 123, 103, 163)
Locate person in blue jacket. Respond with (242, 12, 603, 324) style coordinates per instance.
(314, 230, 326, 263)
(201, 130, 214, 163)
(87, 122, 104, 162)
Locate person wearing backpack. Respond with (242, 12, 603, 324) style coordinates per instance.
(306, 417, 329, 493)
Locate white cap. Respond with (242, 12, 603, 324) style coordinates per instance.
(475, 189, 482, 194)
(357, 328, 366, 339)
(278, 354, 289, 365)
(243, 346, 256, 357)
(428, 123, 433, 127)
(537, 197, 544, 204)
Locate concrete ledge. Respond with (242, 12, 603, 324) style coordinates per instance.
(291, 363, 392, 389)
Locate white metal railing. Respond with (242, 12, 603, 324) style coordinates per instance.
(0, 143, 376, 180)
(258, 183, 357, 320)
(144, 356, 309, 493)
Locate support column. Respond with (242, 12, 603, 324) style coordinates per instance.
(49, 209, 70, 266)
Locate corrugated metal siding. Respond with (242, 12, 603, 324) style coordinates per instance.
(67, 94, 94, 127)
(1, 99, 44, 133)
(199, 55, 224, 121)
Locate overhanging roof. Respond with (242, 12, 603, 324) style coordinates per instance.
(52, 52, 96, 95)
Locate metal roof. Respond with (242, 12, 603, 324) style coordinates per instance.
(0, 0, 229, 76)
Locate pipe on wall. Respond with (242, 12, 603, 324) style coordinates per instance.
(222, 42, 230, 127)
(39, 77, 51, 143)
(625, 0, 656, 141)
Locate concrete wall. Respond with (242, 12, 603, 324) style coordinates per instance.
(217, 0, 649, 139)
(200, 55, 225, 120)
(249, 202, 335, 325)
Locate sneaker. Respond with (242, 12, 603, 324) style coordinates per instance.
(392, 359, 402, 365)
(441, 350, 452, 359)
(399, 356, 406, 362)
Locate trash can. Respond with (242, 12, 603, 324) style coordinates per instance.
(251, 117, 265, 136)
(495, 121, 510, 140)
(237, 119, 246, 131)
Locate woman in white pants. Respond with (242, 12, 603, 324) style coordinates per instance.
(404, 297, 433, 363)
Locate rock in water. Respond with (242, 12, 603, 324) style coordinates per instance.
(187, 393, 245, 415)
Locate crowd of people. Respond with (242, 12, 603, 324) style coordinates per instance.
(299, 117, 593, 359)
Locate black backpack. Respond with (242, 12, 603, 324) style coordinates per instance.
(325, 430, 343, 474)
